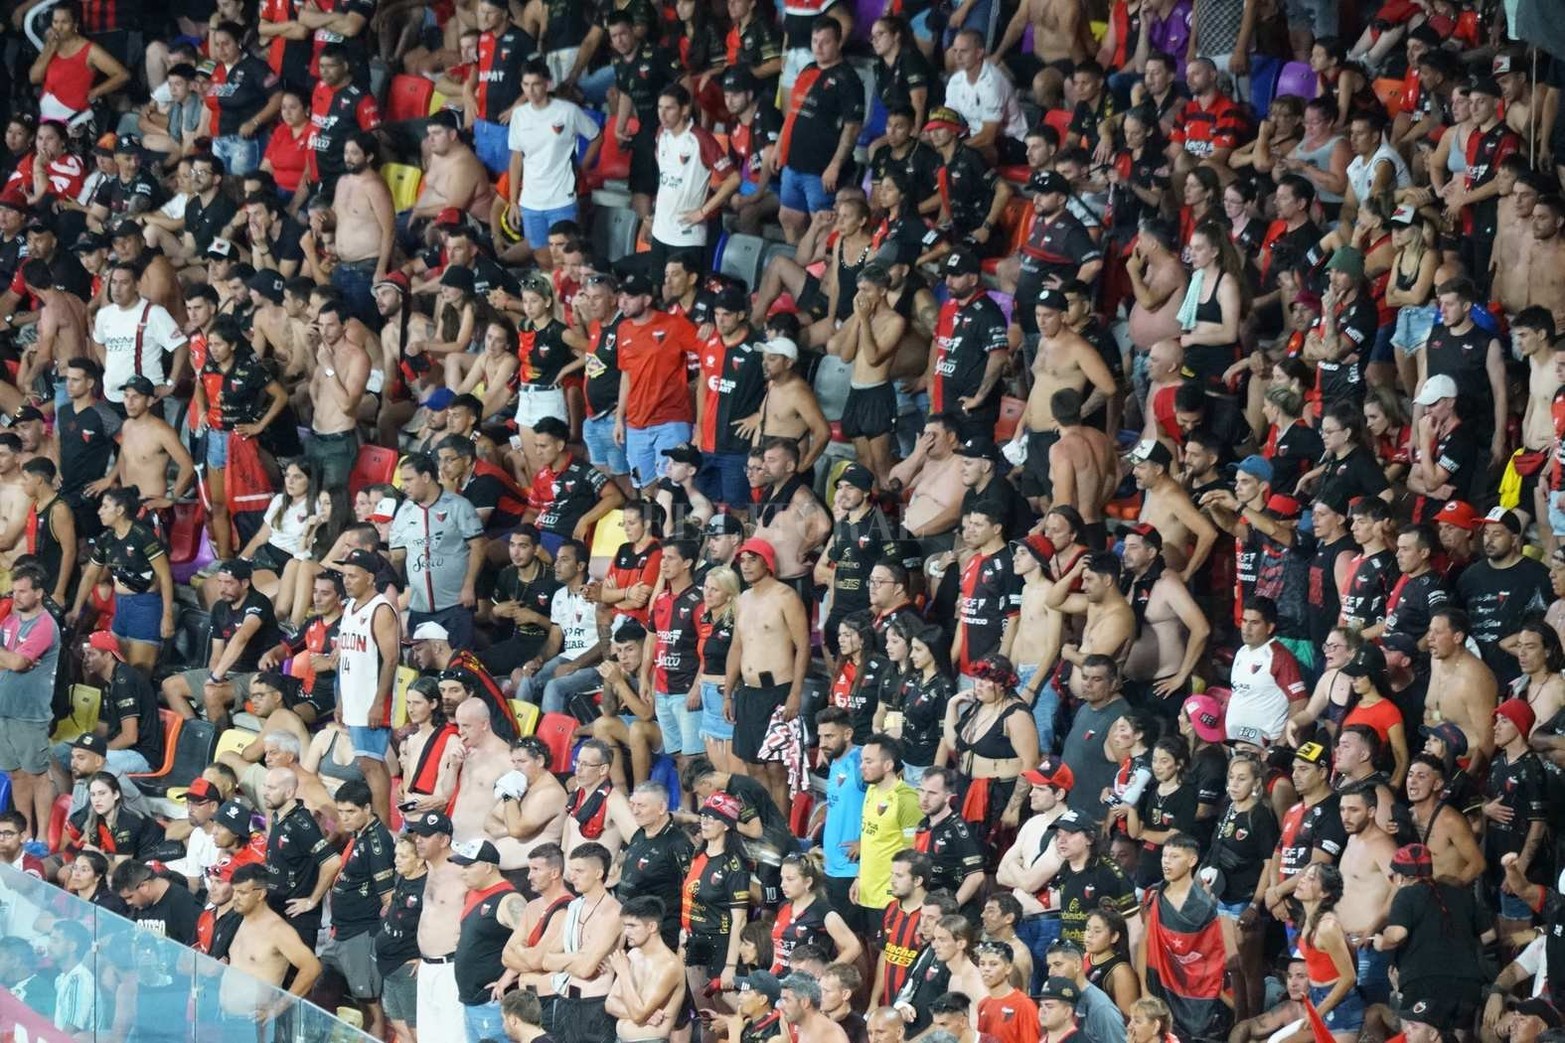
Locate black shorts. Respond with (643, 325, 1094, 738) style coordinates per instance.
(1018, 430, 1061, 499)
(732, 681, 789, 763)
(629, 127, 659, 196)
(841, 383, 896, 439)
(554, 995, 613, 1043)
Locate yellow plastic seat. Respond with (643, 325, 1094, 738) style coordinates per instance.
(430, 91, 448, 115)
(382, 163, 423, 213)
(213, 727, 259, 762)
(510, 699, 540, 738)
(391, 665, 419, 728)
(51, 685, 101, 742)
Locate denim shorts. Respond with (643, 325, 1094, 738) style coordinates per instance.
(1549, 490, 1565, 537)
(522, 204, 579, 249)
(700, 680, 733, 742)
(348, 725, 390, 759)
(582, 412, 629, 476)
(654, 690, 704, 757)
(1369, 321, 1396, 363)
(1392, 304, 1435, 352)
(1500, 889, 1535, 920)
(779, 167, 833, 214)
(206, 428, 230, 468)
(625, 420, 692, 489)
(112, 591, 165, 644)
(1310, 984, 1365, 1033)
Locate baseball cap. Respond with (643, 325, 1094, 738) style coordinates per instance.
(0, 189, 29, 214)
(1036, 289, 1069, 312)
(1052, 809, 1097, 834)
(178, 777, 222, 804)
(214, 800, 254, 837)
(449, 839, 501, 866)
(1027, 170, 1070, 196)
(1342, 643, 1387, 679)
(107, 220, 140, 240)
(435, 205, 465, 228)
(1381, 632, 1419, 658)
(661, 442, 703, 467)
(1468, 75, 1503, 98)
(120, 374, 157, 397)
(700, 791, 742, 825)
(1414, 374, 1458, 406)
(706, 513, 745, 536)
(923, 106, 968, 135)
(1021, 754, 1075, 792)
(13, 405, 44, 424)
(1182, 693, 1227, 743)
(216, 559, 252, 581)
(943, 249, 981, 277)
(25, 212, 55, 236)
(1420, 720, 1469, 758)
(334, 548, 382, 572)
(1128, 439, 1173, 467)
(423, 386, 456, 411)
(86, 629, 124, 661)
(1495, 698, 1537, 737)
(1507, 999, 1564, 1029)
(619, 272, 655, 297)
(369, 498, 398, 524)
(406, 811, 453, 837)
(1401, 994, 1458, 1033)
(374, 271, 410, 296)
(1483, 507, 1523, 534)
(1325, 247, 1364, 279)
(737, 971, 782, 1003)
(1390, 203, 1420, 226)
(411, 621, 451, 642)
(737, 537, 777, 573)
(1039, 977, 1082, 1003)
(72, 733, 108, 757)
(206, 238, 234, 259)
(114, 134, 142, 155)
(1294, 741, 1331, 768)
(720, 67, 757, 93)
(955, 436, 999, 460)
(92, 132, 117, 156)
(1265, 494, 1303, 519)
(835, 463, 874, 491)
(712, 285, 747, 313)
(763, 337, 798, 360)
(1236, 454, 1274, 483)
(1434, 500, 1479, 530)
(70, 231, 108, 254)
(248, 269, 285, 304)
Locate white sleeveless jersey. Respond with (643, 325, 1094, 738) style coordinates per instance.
(337, 593, 394, 727)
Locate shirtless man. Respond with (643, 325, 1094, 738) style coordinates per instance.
(88, 376, 194, 514)
(540, 843, 624, 1036)
(892, 413, 966, 544)
(994, 758, 1071, 917)
(1142, 339, 1188, 447)
(1130, 439, 1218, 581)
(1020, 292, 1118, 514)
(1046, 551, 1137, 701)
(0, 435, 32, 583)
(109, 221, 187, 327)
(16, 259, 87, 403)
(216, 674, 311, 783)
(486, 736, 567, 868)
(1121, 525, 1211, 701)
(1522, 195, 1565, 335)
(1047, 388, 1118, 536)
(1335, 782, 1398, 1003)
(1126, 224, 1187, 359)
(410, 110, 495, 223)
(498, 844, 573, 995)
(828, 263, 905, 488)
(881, 243, 940, 384)
(1403, 753, 1485, 884)
(992, 0, 1091, 108)
(306, 298, 372, 489)
(739, 338, 831, 472)
(1423, 607, 1499, 776)
(726, 537, 812, 811)
(779, 972, 850, 1043)
(332, 132, 396, 315)
(450, 699, 515, 847)
(413, 811, 467, 1032)
(606, 896, 685, 1042)
(252, 273, 307, 376)
(562, 739, 639, 860)
(1004, 535, 1066, 740)
(752, 439, 833, 583)
(222, 863, 323, 1023)
(1491, 166, 1535, 319)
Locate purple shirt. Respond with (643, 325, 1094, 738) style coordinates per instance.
(1147, 0, 1194, 75)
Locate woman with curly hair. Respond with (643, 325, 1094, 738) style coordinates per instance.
(944, 654, 1040, 846)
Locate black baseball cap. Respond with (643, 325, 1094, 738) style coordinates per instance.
(955, 436, 999, 460)
(72, 733, 108, 757)
(439, 266, 475, 294)
(1036, 289, 1069, 312)
(216, 559, 253, 581)
(943, 249, 981, 277)
(334, 548, 382, 572)
(706, 513, 744, 536)
(71, 231, 108, 253)
(120, 374, 157, 397)
(248, 269, 285, 304)
(619, 272, 655, 297)
(406, 811, 453, 836)
(661, 442, 703, 466)
(712, 285, 747, 313)
(720, 67, 757, 93)
(1027, 170, 1070, 196)
(214, 800, 254, 837)
(835, 463, 874, 491)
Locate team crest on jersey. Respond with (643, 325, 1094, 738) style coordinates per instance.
(551, 123, 564, 134)
(436, 511, 448, 523)
(679, 152, 691, 165)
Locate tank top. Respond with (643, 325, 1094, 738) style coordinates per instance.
(1366, 233, 1394, 327)
(1086, 952, 1128, 993)
(1187, 271, 1240, 386)
(336, 593, 392, 727)
(319, 730, 367, 784)
(1447, 129, 1469, 176)
(454, 880, 517, 1005)
(1297, 924, 1341, 982)
(42, 42, 94, 119)
(771, 896, 832, 972)
(955, 700, 1025, 762)
(1291, 136, 1345, 203)
(834, 237, 873, 321)
(25, 495, 65, 583)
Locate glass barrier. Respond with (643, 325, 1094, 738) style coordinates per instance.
(0, 862, 377, 1043)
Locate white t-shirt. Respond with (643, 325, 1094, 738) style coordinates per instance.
(945, 62, 1029, 142)
(507, 98, 601, 211)
(551, 585, 597, 661)
(651, 123, 733, 249)
(92, 298, 187, 402)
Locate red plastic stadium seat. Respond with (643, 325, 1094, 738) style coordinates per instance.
(349, 445, 399, 500)
(47, 793, 70, 853)
(535, 712, 580, 774)
(167, 500, 205, 566)
(584, 118, 640, 190)
(130, 710, 183, 780)
(994, 396, 1026, 443)
(981, 197, 1035, 275)
(1043, 109, 1073, 147)
(386, 74, 436, 124)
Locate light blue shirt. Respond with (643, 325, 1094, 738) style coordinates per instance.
(1077, 981, 1128, 1043)
(821, 746, 866, 878)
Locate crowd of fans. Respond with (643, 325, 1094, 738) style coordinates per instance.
(0, 0, 1564, 1041)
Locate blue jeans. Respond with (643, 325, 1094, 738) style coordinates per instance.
(331, 261, 378, 328)
(577, 65, 615, 107)
(1356, 946, 1392, 1005)
(655, 689, 703, 756)
(519, 653, 602, 715)
(473, 119, 509, 176)
(212, 133, 262, 176)
(583, 412, 630, 476)
(522, 203, 579, 249)
(1031, 675, 1060, 755)
(463, 1000, 505, 1042)
(696, 451, 750, 507)
(625, 420, 692, 488)
(700, 679, 733, 741)
(1015, 915, 1063, 994)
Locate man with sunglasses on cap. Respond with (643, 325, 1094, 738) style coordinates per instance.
(927, 249, 1009, 440)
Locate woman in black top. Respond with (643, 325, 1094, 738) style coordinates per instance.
(1204, 752, 1280, 1022)
(75, 485, 174, 675)
(66, 849, 130, 915)
(899, 624, 954, 783)
(1123, 735, 1200, 889)
(1298, 398, 1392, 505)
(698, 566, 740, 771)
(379, 834, 427, 1043)
(1181, 220, 1249, 391)
(830, 613, 883, 744)
(682, 792, 752, 992)
(946, 654, 1040, 847)
(1083, 908, 1141, 1016)
(64, 771, 164, 863)
(869, 15, 935, 131)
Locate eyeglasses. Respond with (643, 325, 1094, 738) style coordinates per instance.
(576, 759, 607, 769)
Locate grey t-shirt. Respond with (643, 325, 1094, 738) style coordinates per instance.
(0, 612, 59, 722)
(389, 491, 485, 613)
(1061, 696, 1130, 814)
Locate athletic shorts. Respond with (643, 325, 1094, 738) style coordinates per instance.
(320, 931, 382, 999)
(732, 681, 789, 763)
(1018, 430, 1061, 499)
(381, 961, 417, 1025)
(841, 383, 896, 439)
(0, 717, 50, 774)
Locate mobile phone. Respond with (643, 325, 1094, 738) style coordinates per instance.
(759, 671, 775, 687)
(398, 800, 418, 813)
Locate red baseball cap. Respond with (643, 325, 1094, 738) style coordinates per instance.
(86, 630, 124, 661)
(1021, 755, 1075, 792)
(1434, 500, 1479, 530)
